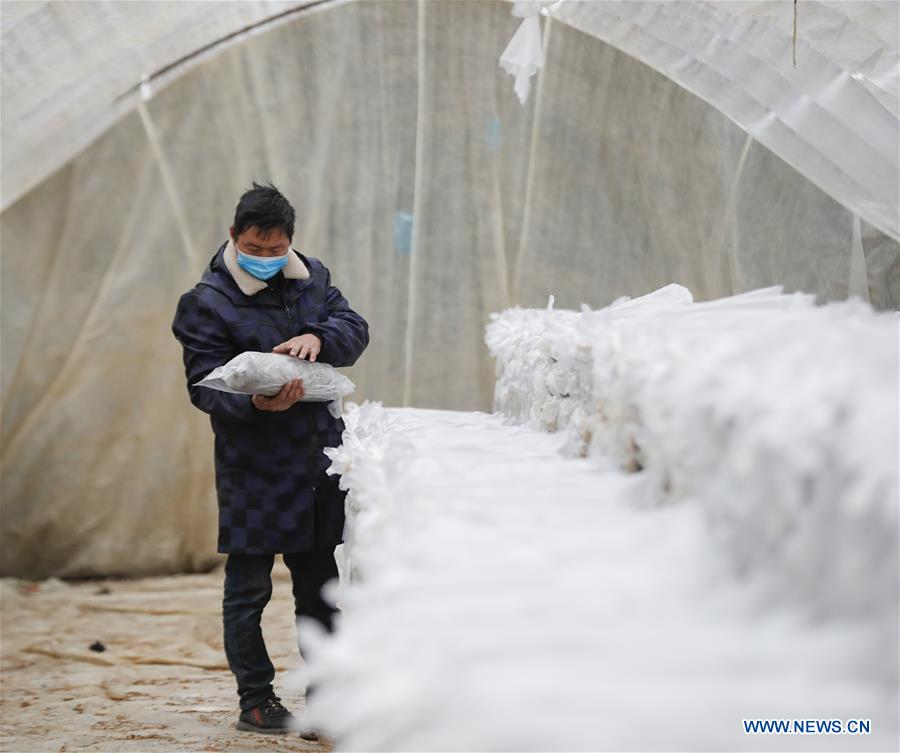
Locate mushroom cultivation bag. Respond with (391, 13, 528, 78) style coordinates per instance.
(195, 351, 356, 418)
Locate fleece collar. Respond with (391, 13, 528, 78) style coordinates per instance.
(223, 237, 310, 296)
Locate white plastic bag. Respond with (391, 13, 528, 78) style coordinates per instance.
(499, 3, 547, 105)
(195, 352, 356, 418)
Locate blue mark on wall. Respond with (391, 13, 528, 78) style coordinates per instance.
(487, 116, 502, 153)
(394, 212, 413, 255)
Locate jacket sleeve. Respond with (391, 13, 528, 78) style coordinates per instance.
(299, 265, 370, 368)
(171, 289, 258, 423)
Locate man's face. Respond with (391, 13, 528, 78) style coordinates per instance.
(230, 225, 290, 257)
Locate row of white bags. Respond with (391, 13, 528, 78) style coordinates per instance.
(486, 285, 898, 630)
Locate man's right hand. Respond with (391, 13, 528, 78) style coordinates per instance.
(252, 378, 305, 411)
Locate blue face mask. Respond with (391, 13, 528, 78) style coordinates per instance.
(236, 248, 289, 280)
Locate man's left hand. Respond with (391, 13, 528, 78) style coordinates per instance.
(273, 333, 322, 361)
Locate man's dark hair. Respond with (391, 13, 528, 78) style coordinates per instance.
(233, 182, 296, 240)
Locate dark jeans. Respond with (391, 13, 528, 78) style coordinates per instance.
(223, 550, 339, 711)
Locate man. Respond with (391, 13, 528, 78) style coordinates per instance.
(171, 182, 369, 737)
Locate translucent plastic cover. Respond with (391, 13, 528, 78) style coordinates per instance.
(1, 0, 896, 576)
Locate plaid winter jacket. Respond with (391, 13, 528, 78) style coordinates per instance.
(171, 239, 369, 554)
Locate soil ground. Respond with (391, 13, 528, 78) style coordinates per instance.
(0, 559, 330, 752)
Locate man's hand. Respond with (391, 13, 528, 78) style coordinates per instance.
(273, 334, 322, 362)
(252, 378, 305, 411)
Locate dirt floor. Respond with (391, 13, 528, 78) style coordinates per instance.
(0, 559, 332, 752)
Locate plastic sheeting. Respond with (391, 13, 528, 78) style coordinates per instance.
(544, 0, 900, 241)
(1, 0, 897, 577)
(0, 0, 313, 211)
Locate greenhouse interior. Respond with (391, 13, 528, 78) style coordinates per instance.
(1, 0, 898, 751)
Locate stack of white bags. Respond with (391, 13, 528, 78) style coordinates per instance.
(296, 284, 897, 750)
(486, 285, 898, 629)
